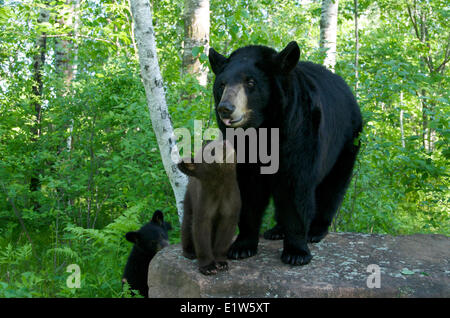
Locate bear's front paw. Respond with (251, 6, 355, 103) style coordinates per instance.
(227, 239, 258, 259)
(199, 262, 218, 275)
(263, 224, 285, 240)
(216, 261, 229, 271)
(281, 248, 312, 266)
(307, 231, 328, 243)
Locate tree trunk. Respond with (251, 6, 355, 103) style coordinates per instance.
(354, 0, 359, 97)
(53, 1, 78, 226)
(53, 1, 77, 154)
(55, 2, 74, 91)
(126, 0, 139, 59)
(419, 89, 430, 152)
(320, 0, 339, 71)
(67, 0, 79, 152)
(400, 91, 405, 148)
(406, 3, 449, 153)
(182, 0, 209, 86)
(30, 7, 49, 211)
(130, 0, 188, 222)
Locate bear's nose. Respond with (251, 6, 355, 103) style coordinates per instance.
(217, 101, 235, 118)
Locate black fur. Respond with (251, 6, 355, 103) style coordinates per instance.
(122, 210, 172, 297)
(209, 42, 363, 265)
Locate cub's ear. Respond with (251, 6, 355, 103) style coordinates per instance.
(125, 231, 140, 244)
(209, 48, 227, 74)
(151, 210, 164, 225)
(275, 41, 300, 74)
(177, 158, 196, 177)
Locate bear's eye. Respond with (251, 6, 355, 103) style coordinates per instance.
(246, 78, 256, 88)
(219, 82, 226, 90)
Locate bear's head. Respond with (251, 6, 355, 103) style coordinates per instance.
(209, 41, 300, 129)
(125, 210, 172, 256)
(177, 139, 237, 180)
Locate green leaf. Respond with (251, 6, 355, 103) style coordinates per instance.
(191, 46, 203, 57)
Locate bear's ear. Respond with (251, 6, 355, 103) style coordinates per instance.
(151, 210, 164, 225)
(209, 48, 227, 74)
(125, 231, 140, 244)
(177, 158, 196, 177)
(274, 41, 300, 74)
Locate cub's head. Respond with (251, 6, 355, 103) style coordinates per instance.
(177, 139, 237, 180)
(209, 41, 300, 129)
(125, 210, 172, 256)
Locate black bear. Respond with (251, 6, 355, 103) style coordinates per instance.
(122, 210, 172, 297)
(208, 41, 362, 265)
(178, 139, 241, 275)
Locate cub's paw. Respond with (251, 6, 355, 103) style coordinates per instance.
(216, 261, 229, 271)
(263, 224, 285, 240)
(227, 239, 258, 260)
(199, 262, 218, 275)
(281, 247, 312, 266)
(183, 250, 196, 260)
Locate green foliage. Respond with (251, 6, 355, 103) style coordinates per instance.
(0, 0, 448, 298)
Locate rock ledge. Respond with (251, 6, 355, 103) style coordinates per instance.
(147, 232, 449, 298)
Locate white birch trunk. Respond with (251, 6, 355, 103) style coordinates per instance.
(400, 91, 405, 148)
(67, 0, 79, 151)
(130, 0, 188, 222)
(182, 0, 209, 86)
(320, 0, 339, 71)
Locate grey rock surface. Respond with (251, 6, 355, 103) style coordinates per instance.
(147, 232, 450, 298)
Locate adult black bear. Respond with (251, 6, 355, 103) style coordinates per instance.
(122, 210, 172, 297)
(209, 41, 362, 266)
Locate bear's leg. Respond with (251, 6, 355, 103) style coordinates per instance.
(181, 196, 196, 259)
(227, 173, 271, 259)
(263, 221, 284, 240)
(309, 145, 359, 243)
(192, 211, 217, 275)
(274, 183, 314, 266)
(212, 217, 237, 271)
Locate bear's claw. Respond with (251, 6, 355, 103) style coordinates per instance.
(227, 239, 258, 259)
(281, 250, 312, 266)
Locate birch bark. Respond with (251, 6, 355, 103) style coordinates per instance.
(320, 0, 339, 71)
(182, 0, 209, 86)
(130, 0, 188, 222)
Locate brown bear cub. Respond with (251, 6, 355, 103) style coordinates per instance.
(178, 139, 241, 275)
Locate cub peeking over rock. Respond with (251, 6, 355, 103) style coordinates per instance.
(122, 210, 172, 297)
(178, 139, 241, 275)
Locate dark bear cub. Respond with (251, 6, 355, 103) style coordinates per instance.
(178, 139, 241, 275)
(122, 210, 172, 297)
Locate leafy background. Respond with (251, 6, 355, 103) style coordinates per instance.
(0, 0, 448, 297)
